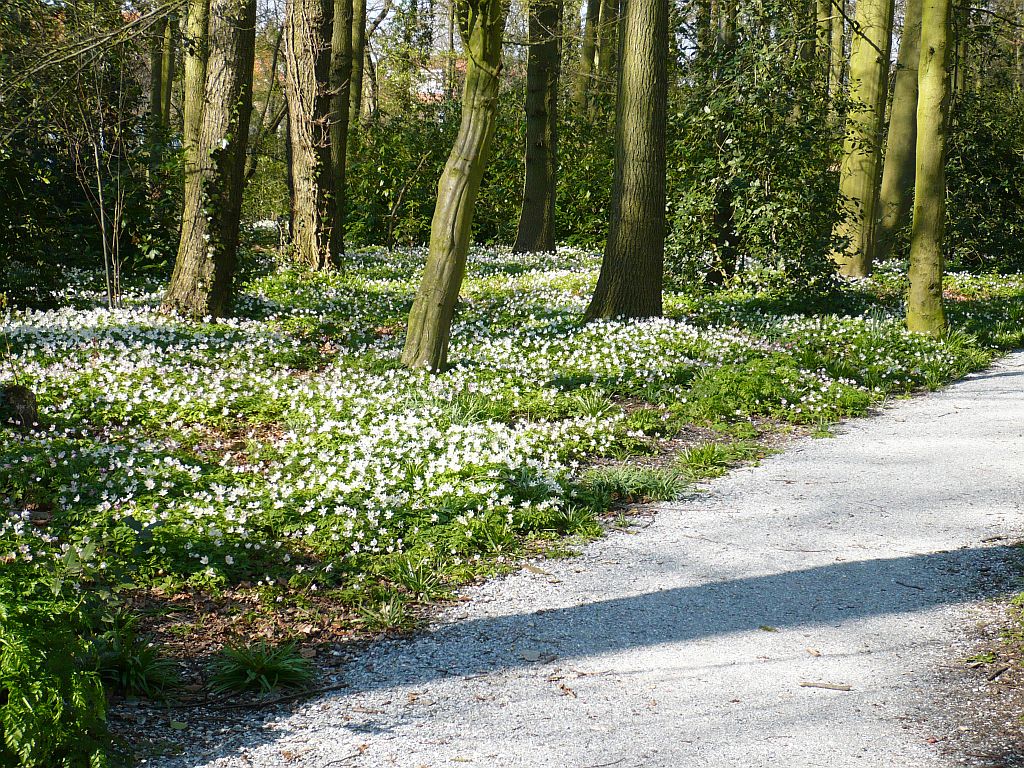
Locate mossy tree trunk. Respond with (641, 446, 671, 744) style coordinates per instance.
(350, 0, 367, 123)
(596, 0, 619, 90)
(585, 0, 668, 320)
(400, 0, 509, 370)
(150, 17, 165, 124)
(163, 0, 256, 318)
(875, 0, 922, 261)
(161, 13, 177, 124)
(513, 0, 562, 253)
(574, 0, 600, 108)
(181, 0, 209, 163)
(832, 0, 895, 276)
(706, 0, 737, 285)
(907, 0, 950, 335)
(330, 0, 354, 258)
(284, 0, 335, 270)
(829, 0, 845, 100)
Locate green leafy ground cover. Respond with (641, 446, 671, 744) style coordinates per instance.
(2, 247, 1023, 765)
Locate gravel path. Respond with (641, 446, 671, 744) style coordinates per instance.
(164, 352, 1024, 768)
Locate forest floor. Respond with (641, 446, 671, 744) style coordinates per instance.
(5, 247, 1024, 766)
(146, 350, 1024, 768)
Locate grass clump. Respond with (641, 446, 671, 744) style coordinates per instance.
(578, 466, 688, 506)
(676, 441, 765, 480)
(209, 640, 313, 696)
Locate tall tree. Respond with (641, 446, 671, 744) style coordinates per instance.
(574, 0, 600, 107)
(329, 0, 354, 257)
(832, 0, 895, 276)
(829, 0, 845, 99)
(181, 0, 209, 162)
(585, 0, 668, 319)
(150, 17, 166, 124)
(706, 0, 737, 284)
(595, 0, 619, 86)
(875, 0, 922, 261)
(350, 0, 367, 122)
(160, 12, 177, 124)
(284, 0, 335, 269)
(513, 0, 562, 252)
(163, 0, 256, 317)
(907, 0, 950, 334)
(401, 0, 509, 369)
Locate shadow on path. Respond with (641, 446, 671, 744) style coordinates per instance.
(170, 543, 1021, 766)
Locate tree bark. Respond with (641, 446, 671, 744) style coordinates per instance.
(284, 0, 335, 269)
(832, 0, 895, 276)
(400, 0, 509, 370)
(574, 0, 600, 107)
(350, 0, 367, 122)
(585, 0, 668, 320)
(161, 13, 177, 125)
(163, 0, 256, 318)
(513, 0, 562, 253)
(181, 0, 210, 176)
(907, 0, 950, 335)
(150, 17, 166, 124)
(875, 0, 922, 261)
(330, 0, 354, 257)
(706, 0, 737, 285)
(829, 0, 845, 101)
(595, 0, 619, 92)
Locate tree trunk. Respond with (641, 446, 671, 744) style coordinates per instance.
(163, 0, 256, 318)
(574, 0, 600, 107)
(706, 0, 737, 285)
(875, 0, 922, 261)
(400, 0, 509, 370)
(585, 0, 668, 320)
(150, 17, 166, 124)
(595, 0, 619, 91)
(181, 0, 209, 163)
(953, 0, 968, 93)
(161, 13, 177, 125)
(829, 0, 845, 100)
(815, 0, 830, 74)
(831, 0, 895, 276)
(513, 0, 562, 253)
(284, 0, 335, 270)
(907, 0, 950, 335)
(330, 0, 354, 258)
(350, 0, 367, 122)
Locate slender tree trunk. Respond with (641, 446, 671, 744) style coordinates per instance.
(907, 0, 950, 335)
(831, 0, 895, 276)
(181, 0, 210, 163)
(829, 0, 845, 100)
(585, 0, 668, 319)
(400, 0, 509, 370)
(706, 0, 737, 285)
(574, 0, 600, 107)
(330, 0, 354, 257)
(953, 0, 968, 93)
(595, 0, 619, 93)
(816, 0, 831, 80)
(697, 0, 714, 58)
(163, 0, 256, 317)
(875, 0, 922, 260)
(350, 0, 367, 122)
(150, 17, 166, 124)
(161, 13, 177, 125)
(513, 0, 562, 252)
(284, 0, 335, 269)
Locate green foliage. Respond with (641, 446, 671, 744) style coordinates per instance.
(209, 640, 314, 696)
(683, 356, 872, 423)
(945, 91, 1024, 273)
(358, 594, 415, 632)
(666, 7, 843, 289)
(0, 583, 109, 768)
